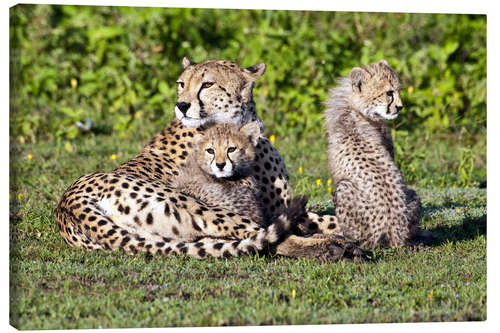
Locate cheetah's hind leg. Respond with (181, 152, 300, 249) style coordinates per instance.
(405, 188, 434, 245)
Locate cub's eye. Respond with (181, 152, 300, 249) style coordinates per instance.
(177, 81, 184, 88)
(386, 90, 394, 97)
(202, 82, 214, 89)
(227, 147, 237, 153)
(206, 148, 215, 155)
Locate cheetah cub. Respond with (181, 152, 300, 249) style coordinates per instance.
(171, 121, 306, 225)
(324, 60, 432, 248)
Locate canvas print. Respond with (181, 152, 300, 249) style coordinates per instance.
(9, 4, 486, 329)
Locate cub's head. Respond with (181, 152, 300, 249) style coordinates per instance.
(193, 121, 261, 179)
(349, 60, 403, 120)
(175, 57, 266, 130)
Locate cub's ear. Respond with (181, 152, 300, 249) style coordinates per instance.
(182, 57, 196, 68)
(378, 59, 389, 67)
(197, 120, 217, 132)
(349, 67, 367, 93)
(240, 121, 261, 146)
(192, 131, 204, 145)
(195, 121, 216, 143)
(243, 63, 266, 81)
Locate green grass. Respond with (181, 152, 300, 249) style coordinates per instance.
(9, 121, 486, 329)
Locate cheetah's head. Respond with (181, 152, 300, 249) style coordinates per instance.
(349, 60, 403, 121)
(194, 121, 261, 179)
(175, 57, 266, 132)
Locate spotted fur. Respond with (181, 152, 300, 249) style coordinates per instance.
(55, 58, 365, 261)
(171, 121, 266, 222)
(324, 60, 432, 248)
(175, 58, 265, 131)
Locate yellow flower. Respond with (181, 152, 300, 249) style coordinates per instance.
(110, 154, 117, 160)
(263, 88, 269, 96)
(269, 135, 275, 144)
(308, 298, 312, 303)
(27, 154, 33, 160)
(292, 289, 296, 299)
(64, 141, 73, 153)
(328, 187, 332, 193)
(299, 166, 303, 175)
(327, 179, 332, 186)
(408, 85, 414, 94)
(316, 179, 321, 187)
(70, 78, 78, 88)
(18, 193, 23, 200)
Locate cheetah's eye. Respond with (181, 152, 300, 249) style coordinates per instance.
(386, 90, 394, 97)
(202, 82, 214, 89)
(227, 147, 237, 153)
(177, 81, 184, 89)
(206, 148, 215, 155)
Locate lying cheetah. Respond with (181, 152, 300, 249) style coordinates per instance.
(56, 58, 361, 260)
(324, 60, 432, 248)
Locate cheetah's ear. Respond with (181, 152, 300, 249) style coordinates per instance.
(240, 121, 261, 146)
(192, 131, 204, 145)
(182, 57, 196, 68)
(193, 121, 214, 143)
(349, 67, 367, 93)
(243, 63, 266, 81)
(197, 120, 216, 133)
(378, 59, 389, 67)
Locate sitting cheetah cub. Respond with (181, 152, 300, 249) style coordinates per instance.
(324, 60, 432, 248)
(171, 121, 306, 226)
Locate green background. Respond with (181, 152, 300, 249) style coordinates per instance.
(10, 5, 486, 186)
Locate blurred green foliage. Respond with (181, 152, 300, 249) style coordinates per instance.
(10, 5, 485, 143)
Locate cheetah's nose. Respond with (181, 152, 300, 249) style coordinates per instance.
(216, 162, 226, 170)
(176, 102, 191, 115)
(396, 105, 403, 113)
